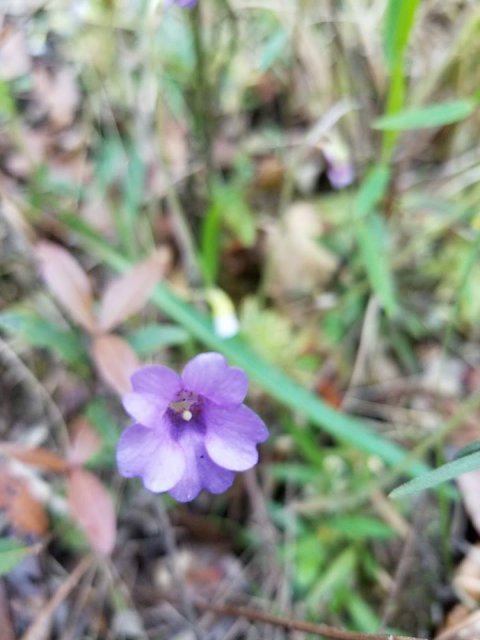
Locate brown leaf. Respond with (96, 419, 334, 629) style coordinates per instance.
(68, 469, 116, 555)
(264, 202, 338, 301)
(97, 249, 170, 332)
(0, 466, 49, 536)
(457, 470, 480, 537)
(35, 241, 97, 333)
(0, 444, 67, 473)
(92, 333, 140, 395)
(32, 66, 80, 129)
(67, 418, 101, 466)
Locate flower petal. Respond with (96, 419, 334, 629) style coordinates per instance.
(123, 366, 181, 426)
(131, 365, 181, 399)
(122, 392, 164, 429)
(116, 422, 185, 492)
(168, 427, 235, 502)
(204, 403, 268, 472)
(181, 353, 248, 405)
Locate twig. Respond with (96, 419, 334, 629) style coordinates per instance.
(189, 599, 428, 640)
(20, 555, 93, 640)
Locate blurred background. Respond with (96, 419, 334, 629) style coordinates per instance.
(1, 0, 480, 638)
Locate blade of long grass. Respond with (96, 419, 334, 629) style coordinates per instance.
(381, 0, 421, 158)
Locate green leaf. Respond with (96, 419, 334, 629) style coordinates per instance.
(0, 80, 16, 119)
(323, 515, 395, 541)
(0, 308, 85, 365)
(307, 548, 356, 608)
(61, 213, 429, 476)
(390, 451, 480, 498)
(260, 29, 289, 71)
(354, 167, 398, 316)
(270, 463, 319, 484)
(383, 0, 421, 69)
(84, 400, 120, 468)
(355, 166, 390, 218)
(374, 99, 476, 131)
(126, 324, 189, 356)
(0, 538, 30, 576)
(347, 592, 381, 632)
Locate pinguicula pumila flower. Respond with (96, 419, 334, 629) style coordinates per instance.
(172, 0, 198, 7)
(117, 353, 268, 502)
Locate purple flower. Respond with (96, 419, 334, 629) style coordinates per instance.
(171, 0, 198, 7)
(116, 353, 268, 502)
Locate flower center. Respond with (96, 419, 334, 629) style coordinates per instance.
(169, 391, 199, 421)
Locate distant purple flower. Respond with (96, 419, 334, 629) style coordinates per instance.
(117, 353, 268, 502)
(171, 0, 198, 7)
(322, 139, 355, 190)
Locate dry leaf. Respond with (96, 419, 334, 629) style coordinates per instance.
(67, 418, 101, 466)
(92, 333, 140, 395)
(97, 249, 169, 332)
(0, 444, 67, 474)
(33, 66, 80, 129)
(436, 610, 480, 640)
(264, 202, 338, 300)
(0, 466, 49, 537)
(457, 471, 480, 538)
(0, 25, 30, 80)
(81, 194, 114, 234)
(453, 543, 480, 605)
(35, 241, 97, 333)
(68, 468, 116, 555)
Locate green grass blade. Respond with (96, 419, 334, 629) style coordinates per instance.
(383, 0, 421, 70)
(391, 451, 480, 498)
(382, 0, 421, 157)
(374, 98, 476, 131)
(0, 539, 31, 576)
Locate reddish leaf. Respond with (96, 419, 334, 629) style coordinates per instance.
(68, 468, 116, 555)
(92, 333, 140, 395)
(0, 466, 49, 537)
(35, 242, 97, 333)
(0, 444, 67, 473)
(97, 249, 170, 332)
(67, 418, 101, 466)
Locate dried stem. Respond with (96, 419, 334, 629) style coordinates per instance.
(189, 599, 427, 640)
